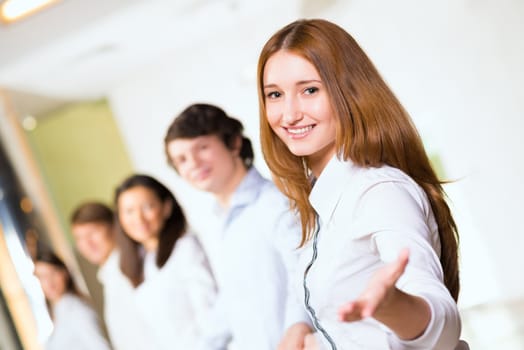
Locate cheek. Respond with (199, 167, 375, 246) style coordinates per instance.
(93, 232, 110, 245)
(265, 105, 280, 126)
(142, 209, 162, 224)
(178, 164, 193, 180)
(78, 242, 91, 254)
(46, 276, 60, 290)
(313, 98, 335, 124)
(119, 216, 133, 233)
(55, 276, 67, 293)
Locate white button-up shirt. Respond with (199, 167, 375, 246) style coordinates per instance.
(44, 293, 111, 350)
(135, 233, 218, 350)
(98, 250, 151, 350)
(197, 167, 309, 350)
(301, 156, 461, 350)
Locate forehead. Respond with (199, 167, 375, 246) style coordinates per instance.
(263, 50, 319, 84)
(72, 222, 111, 237)
(118, 185, 159, 205)
(34, 261, 59, 275)
(167, 134, 222, 156)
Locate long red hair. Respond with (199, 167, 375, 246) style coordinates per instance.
(257, 19, 460, 301)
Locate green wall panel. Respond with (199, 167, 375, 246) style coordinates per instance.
(27, 99, 133, 241)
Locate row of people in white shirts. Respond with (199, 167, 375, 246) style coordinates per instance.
(34, 18, 469, 350)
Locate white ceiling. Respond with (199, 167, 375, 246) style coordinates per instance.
(0, 0, 335, 107)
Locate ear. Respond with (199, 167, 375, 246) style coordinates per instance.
(162, 199, 173, 219)
(231, 135, 242, 156)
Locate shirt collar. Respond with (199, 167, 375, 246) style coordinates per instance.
(309, 155, 357, 225)
(213, 167, 265, 215)
(232, 167, 265, 207)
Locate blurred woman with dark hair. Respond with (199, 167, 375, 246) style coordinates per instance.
(34, 250, 111, 350)
(114, 173, 217, 350)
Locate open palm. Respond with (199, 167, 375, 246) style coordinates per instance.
(338, 248, 410, 322)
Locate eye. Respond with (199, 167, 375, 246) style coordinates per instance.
(266, 91, 281, 99)
(143, 202, 155, 211)
(304, 87, 319, 95)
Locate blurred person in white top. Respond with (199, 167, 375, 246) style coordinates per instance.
(164, 104, 310, 350)
(71, 201, 149, 350)
(114, 174, 218, 350)
(34, 250, 111, 350)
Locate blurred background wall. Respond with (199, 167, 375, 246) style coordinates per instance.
(0, 0, 523, 349)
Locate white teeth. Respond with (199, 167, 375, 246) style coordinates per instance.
(287, 126, 313, 134)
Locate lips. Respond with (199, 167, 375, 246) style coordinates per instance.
(192, 167, 211, 182)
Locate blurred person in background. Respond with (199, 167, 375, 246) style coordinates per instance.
(114, 174, 218, 350)
(34, 250, 111, 350)
(71, 201, 149, 350)
(164, 104, 310, 350)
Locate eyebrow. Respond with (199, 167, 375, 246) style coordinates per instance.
(263, 79, 322, 89)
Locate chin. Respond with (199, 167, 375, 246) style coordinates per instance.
(90, 257, 104, 265)
(195, 181, 214, 192)
(287, 146, 312, 157)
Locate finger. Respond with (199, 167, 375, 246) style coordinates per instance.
(338, 301, 366, 321)
(390, 248, 409, 282)
(338, 301, 355, 315)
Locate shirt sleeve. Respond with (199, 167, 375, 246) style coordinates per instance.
(356, 181, 461, 349)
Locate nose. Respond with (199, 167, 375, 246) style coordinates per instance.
(282, 96, 302, 125)
(186, 152, 200, 169)
(130, 210, 146, 226)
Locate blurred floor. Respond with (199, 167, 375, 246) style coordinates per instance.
(461, 298, 524, 349)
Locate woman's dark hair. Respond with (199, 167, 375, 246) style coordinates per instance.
(70, 201, 114, 226)
(164, 103, 254, 169)
(114, 174, 187, 287)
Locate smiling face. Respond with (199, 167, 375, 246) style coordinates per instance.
(34, 261, 68, 303)
(72, 222, 114, 265)
(116, 185, 171, 251)
(166, 134, 245, 201)
(263, 50, 337, 177)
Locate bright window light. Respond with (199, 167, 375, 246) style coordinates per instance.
(0, 0, 61, 24)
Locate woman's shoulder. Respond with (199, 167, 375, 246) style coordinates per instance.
(162, 233, 213, 280)
(351, 164, 421, 193)
(352, 165, 431, 213)
(55, 293, 96, 318)
(175, 232, 203, 250)
(169, 232, 207, 263)
(57, 293, 86, 306)
(359, 164, 412, 182)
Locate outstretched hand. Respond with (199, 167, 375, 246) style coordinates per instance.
(338, 248, 410, 322)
